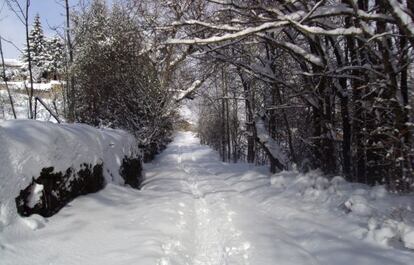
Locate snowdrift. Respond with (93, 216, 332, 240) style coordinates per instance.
(0, 120, 142, 225)
(270, 170, 414, 250)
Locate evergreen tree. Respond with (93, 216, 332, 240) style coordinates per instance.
(21, 14, 47, 81)
(45, 37, 65, 79)
(73, 1, 176, 160)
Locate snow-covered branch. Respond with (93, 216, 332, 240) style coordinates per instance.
(255, 116, 289, 171)
(289, 21, 363, 36)
(167, 21, 290, 45)
(387, 0, 414, 39)
(174, 80, 203, 102)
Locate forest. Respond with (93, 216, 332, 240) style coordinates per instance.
(10, 0, 414, 191)
(174, 0, 414, 193)
(2, 0, 413, 192)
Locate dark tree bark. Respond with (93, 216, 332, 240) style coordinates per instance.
(22, 0, 35, 119)
(327, 35, 352, 180)
(0, 37, 17, 119)
(65, 0, 75, 122)
(238, 70, 256, 164)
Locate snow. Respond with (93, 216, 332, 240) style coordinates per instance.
(168, 21, 290, 45)
(278, 41, 324, 66)
(1, 80, 64, 91)
(3, 59, 23, 67)
(173, 20, 242, 32)
(0, 85, 64, 122)
(310, 5, 393, 22)
(174, 80, 202, 102)
(255, 117, 289, 167)
(0, 120, 140, 229)
(270, 170, 414, 251)
(1, 132, 413, 264)
(20, 214, 47, 231)
(27, 183, 44, 208)
(344, 194, 373, 216)
(402, 228, 414, 249)
(290, 19, 363, 36)
(388, 0, 414, 36)
(179, 103, 198, 125)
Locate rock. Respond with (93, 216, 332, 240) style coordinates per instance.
(120, 156, 143, 189)
(15, 164, 105, 217)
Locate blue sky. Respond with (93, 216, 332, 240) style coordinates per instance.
(0, 0, 111, 59)
(0, 0, 77, 58)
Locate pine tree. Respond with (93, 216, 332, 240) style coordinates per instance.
(21, 14, 47, 81)
(45, 37, 65, 79)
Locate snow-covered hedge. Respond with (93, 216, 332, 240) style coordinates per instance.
(0, 120, 141, 225)
(271, 170, 414, 250)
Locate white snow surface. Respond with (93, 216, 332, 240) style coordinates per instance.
(1, 80, 64, 91)
(255, 117, 289, 167)
(26, 183, 44, 209)
(0, 120, 139, 228)
(1, 88, 64, 122)
(388, 0, 414, 36)
(1, 132, 414, 265)
(3, 59, 23, 67)
(174, 80, 202, 102)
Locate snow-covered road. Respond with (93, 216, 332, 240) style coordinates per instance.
(1, 132, 413, 265)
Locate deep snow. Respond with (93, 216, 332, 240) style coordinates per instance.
(1, 89, 63, 122)
(0, 120, 139, 228)
(1, 132, 413, 265)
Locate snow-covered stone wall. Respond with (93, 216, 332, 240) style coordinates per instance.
(0, 120, 142, 223)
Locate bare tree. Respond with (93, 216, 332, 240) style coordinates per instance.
(167, 0, 414, 191)
(0, 36, 17, 119)
(64, 0, 75, 122)
(6, 0, 35, 119)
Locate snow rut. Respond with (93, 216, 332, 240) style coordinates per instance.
(175, 149, 250, 265)
(193, 197, 226, 265)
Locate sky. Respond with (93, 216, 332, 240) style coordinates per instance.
(0, 0, 75, 59)
(0, 0, 111, 59)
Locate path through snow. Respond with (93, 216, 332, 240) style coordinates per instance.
(1, 132, 413, 265)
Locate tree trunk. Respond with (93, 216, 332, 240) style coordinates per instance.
(340, 92, 352, 180)
(25, 0, 34, 119)
(238, 69, 255, 163)
(0, 37, 17, 119)
(223, 70, 231, 162)
(65, 0, 75, 122)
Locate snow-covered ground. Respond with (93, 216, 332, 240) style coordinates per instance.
(1, 132, 413, 265)
(0, 84, 64, 122)
(1, 80, 64, 91)
(3, 59, 23, 67)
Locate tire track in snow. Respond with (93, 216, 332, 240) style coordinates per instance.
(186, 173, 250, 265)
(176, 147, 250, 265)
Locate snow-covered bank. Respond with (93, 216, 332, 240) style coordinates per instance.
(268, 171, 414, 250)
(1, 80, 64, 91)
(1, 132, 413, 265)
(0, 120, 141, 227)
